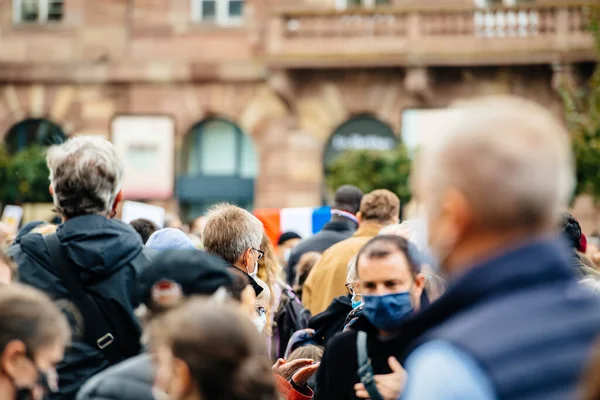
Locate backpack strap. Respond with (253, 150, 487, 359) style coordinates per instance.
(356, 331, 384, 400)
(44, 233, 125, 364)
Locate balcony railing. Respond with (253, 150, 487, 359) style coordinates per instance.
(266, 1, 597, 68)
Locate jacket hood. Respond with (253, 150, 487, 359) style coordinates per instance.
(21, 214, 144, 278)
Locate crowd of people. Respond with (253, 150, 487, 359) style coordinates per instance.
(4, 95, 600, 400)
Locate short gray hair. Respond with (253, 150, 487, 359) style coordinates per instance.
(346, 255, 358, 285)
(417, 96, 574, 230)
(202, 203, 263, 264)
(47, 136, 124, 219)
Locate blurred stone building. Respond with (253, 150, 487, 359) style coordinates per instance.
(0, 0, 596, 222)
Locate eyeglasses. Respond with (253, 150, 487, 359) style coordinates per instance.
(252, 248, 265, 261)
(345, 283, 355, 295)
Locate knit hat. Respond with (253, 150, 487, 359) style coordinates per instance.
(277, 231, 302, 246)
(146, 228, 196, 251)
(136, 249, 233, 309)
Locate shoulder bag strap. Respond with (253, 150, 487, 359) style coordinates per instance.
(356, 331, 385, 400)
(44, 233, 124, 364)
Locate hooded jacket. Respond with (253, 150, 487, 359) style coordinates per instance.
(11, 215, 153, 400)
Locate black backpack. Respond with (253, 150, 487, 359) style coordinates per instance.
(273, 286, 311, 359)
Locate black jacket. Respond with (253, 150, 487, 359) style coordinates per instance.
(12, 215, 153, 400)
(76, 354, 153, 400)
(308, 295, 353, 348)
(287, 219, 357, 283)
(314, 316, 403, 400)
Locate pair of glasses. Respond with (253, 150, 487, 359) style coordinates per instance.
(252, 248, 265, 261)
(345, 283, 355, 295)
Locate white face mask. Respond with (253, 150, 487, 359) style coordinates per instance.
(252, 313, 267, 333)
(249, 261, 258, 279)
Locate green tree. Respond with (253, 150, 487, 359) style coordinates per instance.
(561, 5, 600, 198)
(1, 145, 52, 204)
(325, 144, 412, 206)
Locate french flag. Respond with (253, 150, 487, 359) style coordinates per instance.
(254, 207, 332, 246)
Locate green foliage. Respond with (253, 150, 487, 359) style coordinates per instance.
(325, 144, 412, 206)
(562, 6, 600, 198)
(0, 145, 52, 204)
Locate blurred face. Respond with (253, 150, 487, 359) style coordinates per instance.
(153, 345, 192, 400)
(0, 339, 63, 400)
(357, 252, 424, 310)
(0, 262, 12, 285)
(276, 239, 302, 266)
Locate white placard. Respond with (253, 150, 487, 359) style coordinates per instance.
(1, 205, 24, 233)
(112, 116, 175, 200)
(121, 201, 166, 228)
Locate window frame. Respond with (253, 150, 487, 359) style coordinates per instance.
(191, 0, 245, 26)
(13, 0, 63, 24)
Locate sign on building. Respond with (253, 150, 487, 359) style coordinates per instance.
(112, 116, 175, 200)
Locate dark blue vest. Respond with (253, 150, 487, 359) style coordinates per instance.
(409, 237, 600, 400)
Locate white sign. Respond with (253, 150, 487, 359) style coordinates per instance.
(112, 116, 175, 200)
(1, 205, 24, 233)
(121, 201, 166, 228)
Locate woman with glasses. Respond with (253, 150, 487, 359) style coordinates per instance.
(0, 284, 70, 400)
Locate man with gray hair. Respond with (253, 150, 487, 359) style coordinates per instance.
(10, 136, 153, 400)
(383, 96, 600, 400)
(202, 203, 264, 295)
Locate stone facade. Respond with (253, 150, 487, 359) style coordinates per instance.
(0, 0, 597, 224)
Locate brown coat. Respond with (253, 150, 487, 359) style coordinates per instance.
(302, 222, 382, 315)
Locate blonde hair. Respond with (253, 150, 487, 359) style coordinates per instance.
(257, 234, 283, 336)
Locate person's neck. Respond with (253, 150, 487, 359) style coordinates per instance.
(446, 226, 552, 278)
(0, 376, 14, 400)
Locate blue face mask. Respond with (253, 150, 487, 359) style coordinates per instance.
(351, 293, 362, 309)
(362, 291, 413, 332)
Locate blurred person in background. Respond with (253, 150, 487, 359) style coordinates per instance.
(146, 228, 197, 252)
(202, 203, 265, 297)
(560, 212, 600, 277)
(293, 252, 321, 301)
(277, 232, 302, 269)
(258, 235, 311, 360)
(129, 219, 158, 245)
(0, 249, 16, 284)
(0, 222, 13, 250)
(307, 256, 357, 348)
(287, 185, 364, 284)
(0, 284, 70, 400)
(302, 189, 400, 315)
(189, 216, 206, 238)
(315, 236, 425, 400)
(31, 224, 57, 236)
(10, 136, 154, 399)
(164, 214, 184, 231)
(587, 235, 600, 267)
(151, 299, 279, 400)
(396, 96, 600, 399)
(76, 249, 239, 400)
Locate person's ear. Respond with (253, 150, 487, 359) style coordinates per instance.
(112, 190, 124, 213)
(356, 212, 362, 224)
(242, 248, 252, 268)
(49, 185, 54, 196)
(0, 340, 26, 378)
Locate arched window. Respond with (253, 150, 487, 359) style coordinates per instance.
(323, 115, 397, 170)
(4, 118, 66, 154)
(178, 118, 258, 218)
